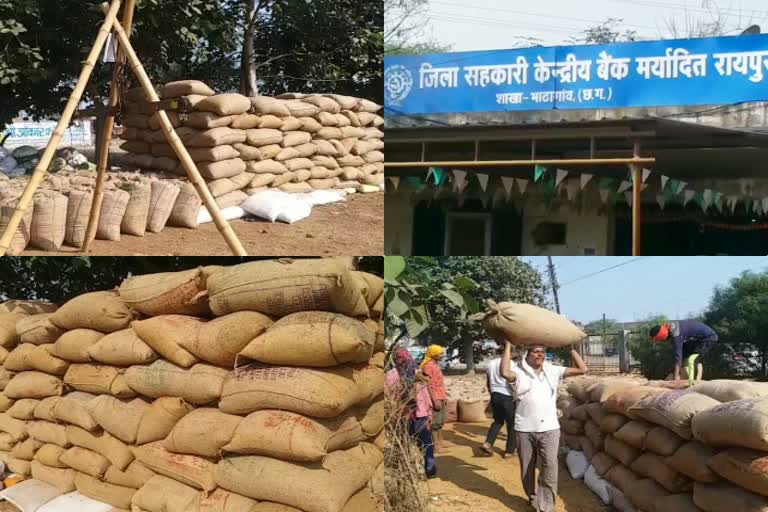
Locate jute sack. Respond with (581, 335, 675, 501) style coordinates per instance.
(121, 182, 152, 237)
(590, 381, 636, 403)
(341, 488, 378, 512)
(160, 80, 215, 98)
(132, 316, 202, 368)
(691, 397, 768, 451)
(219, 364, 359, 417)
(5, 343, 36, 371)
(97, 189, 130, 240)
(136, 397, 194, 445)
(164, 408, 242, 458)
(131, 475, 199, 512)
(0, 313, 23, 348)
(34, 396, 59, 421)
(0, 200, 33, 254)
(0, 413, 27, 442)
(473, 300, 585, 347)
(75, 473, 136, 509)
(245, 128, 284, 147)
(693, 380, 768, 403)
(237, 312, 374, 367)
(360, 399, 384, 437)
(605, 464, 640, 494)
(665, 441, 720, 482)
(60, 446, 110, 477)
(308, 179, 336, 190)
(27, 421, 70, 447)
(627, 390, 720, 440)
(31, 460, 76, 492)
(214, 443, 382, 512)
(325, 410, 366, 452)
(52, 329, 105, 363)
(372, 430, 385, 451)
(208, 173, 253, 197)
(66, 425, 133, 470)
(644, 427, 685, 456)
(5, 371, 63, 399)
(186, 127, 247, 147)
(693, 482, 768, 512)
(353, 361, 385, 405)
(5, 457, 29, 476)
(585, 420, 605, 451)
(133, 441, 217, 491)
(0, 368, 14, 391)
(27, 344, 69, 375)
(64, 364, 135, 398)
(233, 142, 264, 161)
(206, 259, 369, 318)
(586, 402, 608, 425)
(87, 328, 158, 366)
(147, 181, 180, 233)
(17, 314, 64, 344)
(559, 418, 584, 435)
(630, 452, 691, 493)
(249, 96, 291, 116)
(167, 182, 202, 229)
(87, 395, 150, 444)
(600, 414, 629, 434)
(180, 112, 236, 131)
(119, 268, 210, 317)
(52, 291, 133, 332)
(624, 479, 671, 512)
(51, 391, 98, 431)
(351, 272, 384, 308)
(458, 400, 487, 422)
(196, 159, 247, 180)
(0, 346, 9, 366)
(0, 432, 15, 450)
(246, 159, 288, 174)
(603, 387, 670, 416)
(30, 192, 67, 251)
(614, 420, 655, 449)
(591, 452, 618, 477)
(186, 487, 259, 512)
(11, 437, 43, 460)
(230, 113, 262, 129)
(215, 190, 248, 209)
(178, 311, 272, 367)
(124, 361, 228, 405)
(194, 94, 251, 116)
(64, 190, 92, 247)
(708, 448, 768, 497)
(566, 378, 599, 403)
(8, 399, 39, 420)
(104, 460, 156, 489)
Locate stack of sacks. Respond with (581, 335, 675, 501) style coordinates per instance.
(0, 258, 384, 512)
(559, 376, 768, 512)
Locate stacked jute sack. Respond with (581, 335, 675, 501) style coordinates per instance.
(119, 80, 384, 203)
(559, 376, 768, 512)
(0, 259, 385, 512)
(0, 168, 194, 254)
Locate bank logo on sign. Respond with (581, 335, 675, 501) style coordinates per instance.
(384, 64, 414, 107)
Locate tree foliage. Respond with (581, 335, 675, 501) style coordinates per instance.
(568, 18, 637, 45)
(384, 0, 449, 56)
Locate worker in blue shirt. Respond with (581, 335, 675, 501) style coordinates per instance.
(649, 320, 718, 385)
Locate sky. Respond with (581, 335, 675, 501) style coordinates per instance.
(521, 256, 768, 323)
(420, 0, 768, 51)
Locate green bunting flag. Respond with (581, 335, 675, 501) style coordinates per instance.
(599, 178, 617, 191)
(534, 165, 547, 183)
(405, 176, 422, 190)
(431, 168, 446, 186)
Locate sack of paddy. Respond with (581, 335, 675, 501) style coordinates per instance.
(5, 342, 36, 371)
(64, 364, 135, 398)
(167, 182, 202, 229)
(60, 445, 110, 477)
(186, 488, 259, 512)
(644, 426, 685, 456)
(5, 457, 31, 476)
(87, 328, 157, 366)
(119, 268, 210, 317)
(708, 448, 768, 497)
(691, 397, 768, 451)
(653, 493, 701, 512)
(0, 300, 57, 316)
(693, 482, 768, 512)
(600, 413, 628, 434)
(176, 311, 272, 367)
(0, 313, 23, 348)
(206, 258, 369, 318)
(0, 431, 16, 450)
(590, 452, 618, 478)
(193, 94, 251, 116)
(236, 311, 374, 368)
(350, 272, 384, 308)
(219, 364, 359, 417)
(473, 299, 585, 347)
(66, 425, 134, 470)
(589, 380, 636, 403)
(124, 360, 228, 405)
(604, 435, 642, 467)
(75, 471, 136, 509)
(132, 315, 203, 368)
(352, 360, 384, 405)
(135, 396, 194, 445)
(585, 402, 608, 424)
(62, 190, 91, 247)
(27, 344, 69, 375)
(104, 460, 156, 489)
(614, 420, 656, 449)
(627, 390, 720, 439)
(0, 200, 33, 255)
(30, 192, 67, 251)
(630, 452, 691, 493)
(133, 441, 217, 491)
(96, 188, 130, 240)
(585, 421, 605, 451)
(160, 80, 215, 99)
(132, 475, 200, 512)
(28, 421, 70, 447)
(605, 464, 640, 494)
(87, 395, 150, 444)
(51, 290, 133, 332)
(11, 437, 42, 460)
(16, 313, 64, 344)
(603, 386, 670, 416)
(121, 181, 152, 236)
(52, 328, 105, 362)
(33, 396, 59, 422)
(163, 408, 242, 458)
(50, 391, 98, 431)
(665, 441, 720, 482)
(4, 371, 63, 399)
(624, 478, 671, 512)
(31, 460, 76, 493)
(454, 399, 486, 423)
(0, 413, 28, 442)
(693, 379, 768, 403)
(215, 443, 383, 512)
(147, 180, 180, 233)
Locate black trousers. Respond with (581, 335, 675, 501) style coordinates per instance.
(485, 392, 516, 454)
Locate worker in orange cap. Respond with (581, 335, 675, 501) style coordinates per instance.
(649, 320, 718, 385)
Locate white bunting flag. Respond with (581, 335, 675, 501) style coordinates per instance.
(566, 180, 579, 201)
(683, 190, 695, 206)
(515, 178, 529, 195)
(555, 169, 569, 187)
(642, 168, 652, 183)
(715, 192, 724, 213)
(656, 194, 666, 211)
(624, 191, 633, 207)
(599, 189, 610, 204)
(580, 173, 593, 190)
(763, 198, 768, 216)
(477, 173, 490, 192)
(617, 181, 632, 194)
(453, 170, 467, 193)
(702, 189, 713, 211)
(388, 176, 400, 192)
(426, 167, 434, 183)
(660, 175, 670, 191)
(677, 181, 687, 194)
(501, 177, 515, 198)
(740, 179, 752, 196)
(727, 195, 739, 214)
(754, 199, 762, 216)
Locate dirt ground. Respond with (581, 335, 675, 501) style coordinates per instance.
(429, 419, 609, 512)
(0, 502, 14, 511)
(21, 192, 383, 256)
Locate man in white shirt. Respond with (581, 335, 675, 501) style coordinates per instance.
(480, 345, 519, 458)
(500, 340, 588, 512)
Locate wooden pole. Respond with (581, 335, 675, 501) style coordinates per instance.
(632, 140, 643, 256)
(0, 0, 122, 256)
(102, 3, 247, 256)
(82, 0, 137, 252)
(385, 157, 656, 168)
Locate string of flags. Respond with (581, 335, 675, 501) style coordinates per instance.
(387, 165, 768, 217)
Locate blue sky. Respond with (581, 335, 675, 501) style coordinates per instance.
(521, 256, 768, 323)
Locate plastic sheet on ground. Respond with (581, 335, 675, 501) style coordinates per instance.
(36, 492, 113, 512)
(0, 478, 62, 512)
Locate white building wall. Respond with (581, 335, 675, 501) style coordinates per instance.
(521, 202, 612, 256)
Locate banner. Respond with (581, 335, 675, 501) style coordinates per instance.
(384, 34, 768, 114)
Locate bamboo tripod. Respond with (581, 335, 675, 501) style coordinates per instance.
(0, 0, 248, 256)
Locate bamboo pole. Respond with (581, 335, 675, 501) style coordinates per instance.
(82, 0, 137, 252)
(0, 0, 122, 256)
(632, 141, 643, 256)
(385, 157, 656, 168)
(101, 3, 247, 256)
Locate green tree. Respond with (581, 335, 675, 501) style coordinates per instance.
(384, 0, 449, 56)
(628, 314, 673, 380)
(583, 318, 621, 335)
(568, 18, 637, 45)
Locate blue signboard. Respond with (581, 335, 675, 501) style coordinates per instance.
(384, 34, 768, 115)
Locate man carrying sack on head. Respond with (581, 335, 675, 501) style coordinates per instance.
(649, 320, 719, 386)
(420, 344, 448, 453)
(498, 341, 588, 512)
